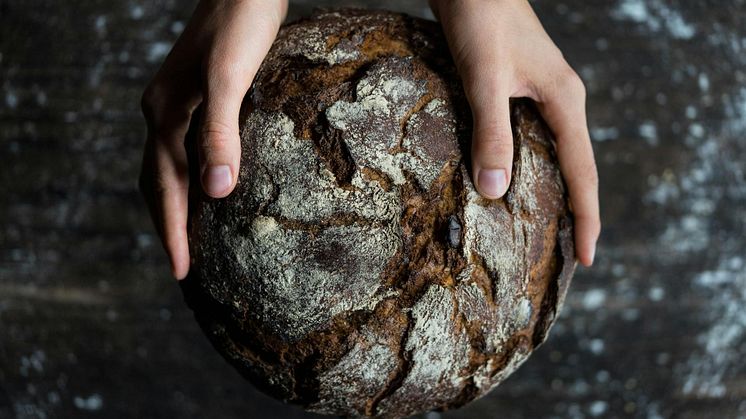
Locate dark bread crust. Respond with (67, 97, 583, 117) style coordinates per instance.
(182, 8, 575, 418)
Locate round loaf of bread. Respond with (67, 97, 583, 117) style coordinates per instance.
(182, 9, 576, 418)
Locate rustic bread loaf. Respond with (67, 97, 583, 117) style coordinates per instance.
(182, 8, 576, 418)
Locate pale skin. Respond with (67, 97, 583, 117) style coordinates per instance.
(140, 0, 601, 280)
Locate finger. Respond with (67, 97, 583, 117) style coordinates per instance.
(535, 70, 601, 266)
(469, 90, 514, 199)
(198, 2, 285, 198)
(139, 139, 162, 239)
(138, 132, 191, 280)
(153, 135, 191, 280)
(431, 3, 515, 199)
(141, 77, 199, 280)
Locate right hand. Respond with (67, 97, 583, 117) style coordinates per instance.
(139, 0, 288, 280)
(430, 0, 600, 266)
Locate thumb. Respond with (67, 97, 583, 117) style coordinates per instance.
(470, 96, 514, 199)
(198, 70, 247, 198)
(197, 1, 286, 198)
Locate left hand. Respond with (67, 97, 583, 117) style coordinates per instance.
(139, 0, 288, 279)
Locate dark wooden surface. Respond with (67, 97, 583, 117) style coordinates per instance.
(1, 0, 745, 418)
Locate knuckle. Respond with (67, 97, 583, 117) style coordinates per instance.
(566, 160, 599, 201)
(141, 82, 173, 125)
(576, 211, 601, 236)
(540, 64, 586, 104)
(141, 81, 166, 117)
(584, 162, 600, 185)
(200, 121, 236, 155)
(557, 67, 586, 99)
(575, 160, 599, 188)
(479, 138, 513, 159)
(474, 122, 514, 156)
(154, 171, 188, 196)
(141, 81, 194, 131)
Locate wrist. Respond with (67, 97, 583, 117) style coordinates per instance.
(430, 0, 523, 15)
(201, 0, 288, 21)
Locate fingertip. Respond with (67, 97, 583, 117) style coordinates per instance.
(576, 229, 597, 267)
(475, 168, 508, 199)
(587, 244, 596, 266)
(578, 245, 595, 267)
(160, 195, 191, 280)
(172, 263, 189, 281)
(202, 164, 234, 198)
(469, 102, 514, 200)
(197, 119, 240, 198)
(169, 247, 191, 281)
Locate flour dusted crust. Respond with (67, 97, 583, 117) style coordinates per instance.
(182, 9, 575, 418)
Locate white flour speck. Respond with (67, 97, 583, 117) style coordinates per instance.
(588, 400, 608, 416)
(638, 121, 658, 145)
(94, 15, 107, 34)
(5, 91, 18, 108)
(130, 4, 144, 20)
(582, 289, 607, 311)
(590, 126, 619, 142)
(613, 0, 695, 40)
(648, 286, 665, 301)
(147, 41, 171, 63)
(698, 73, 710, 91)
(73, 394, 103, 411)
(679, 257, 746, 398)
(685, 105, 698, 119)
(170, 21, 184, 34)
(688, 123, 705, 138)
(589, 339, 605, 355)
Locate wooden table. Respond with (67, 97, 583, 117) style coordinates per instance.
(1, 0, 744, 417)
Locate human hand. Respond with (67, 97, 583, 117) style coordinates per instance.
(429, 0, 601, 266)
(139, 0, 288, 279)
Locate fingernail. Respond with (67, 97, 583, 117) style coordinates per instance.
(477, 168, 507, 198)
(204, 165, 232, 196)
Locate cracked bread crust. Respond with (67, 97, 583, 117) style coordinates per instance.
(181, 8, 576, 418)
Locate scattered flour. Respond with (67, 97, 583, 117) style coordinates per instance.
(588, 400, 609, 416)
(378, 285, 471, 411)
(276, 25, 361, 65)
(613, 0, 696, 40)
(647, 45, 746, 399)
(73, 394, 103, 411)
(326, 67, 427, 186)
(590, 126, 619, 142)
(313, 330, 399, 414)
(581, 289, 607, 311)
(213, 111, 403, 341)
(146, 41, 170, 63)
(679, 256, 746, 398)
